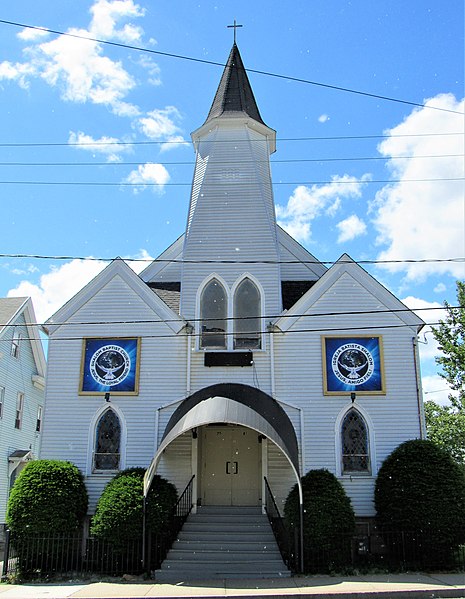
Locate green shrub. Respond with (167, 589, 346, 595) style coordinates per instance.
(375, 439, 465, 557)
(91, 468, 177, 548)
(6, 460, 88, 535)
(284, 469, 356, 572)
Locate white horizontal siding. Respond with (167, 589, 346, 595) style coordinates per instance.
(0, 314, 44, 524)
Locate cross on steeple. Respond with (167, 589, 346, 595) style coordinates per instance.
(227, 20, 243, 44)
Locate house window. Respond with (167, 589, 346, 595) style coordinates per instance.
(234, 278, 261, 349)
(200, 278, 227, 348)
(94, 409, 121, 471)
(36, 406, 43, 433)
(15, 393, 24, 429)
(0, 386, 4, 419)
(341, 408, 370, 474)
(11, 331, 21, 358)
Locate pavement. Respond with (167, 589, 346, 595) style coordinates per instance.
(0, 573, 464, 599)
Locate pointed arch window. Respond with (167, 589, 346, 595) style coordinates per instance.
(94, 409, 121, 471)
(234, 278, 261, 349)
(341, 409, 370, 474)
(200, 278, 227, 348)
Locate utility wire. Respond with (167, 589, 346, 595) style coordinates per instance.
(0, 254, 463, 265)
(0, 132, 462, 148)
(0, 304, 456, 330)
(0, 177, 462, 187)
(0, 320, 448, 344)
(0, 154, 461, 167)
(0, 18, 463, 115)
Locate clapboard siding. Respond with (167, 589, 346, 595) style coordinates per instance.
(266, 442, 296, 512)
(272, 271, 422, 516)
(0, 310, 45, 524)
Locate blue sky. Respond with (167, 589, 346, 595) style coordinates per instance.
(0, 1, 463, 403)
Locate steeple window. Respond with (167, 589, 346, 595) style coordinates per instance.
(200, 279, 227, 348)
(234, 278, 261, 349)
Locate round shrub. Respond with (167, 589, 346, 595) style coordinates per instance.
(6, 460, 88, 535)
(375, 439, 465, 552)
(91, 468, 177, 548)
(284, 469, 356, 572)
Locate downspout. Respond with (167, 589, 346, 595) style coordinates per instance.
(268, 322, 276, 397)
(412, 335, 426, 438)
(186, 323, 193, 396)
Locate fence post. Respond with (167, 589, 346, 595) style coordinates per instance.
(1, 529, 10, 580)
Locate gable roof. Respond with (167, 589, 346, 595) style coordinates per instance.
(275, 253, 425, 333)
(0, 296, 46, 377)
(44, 259, 186, 336)
(204, 43, 267, 126)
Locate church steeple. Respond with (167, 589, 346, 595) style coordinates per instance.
(204, 43, 267, 127)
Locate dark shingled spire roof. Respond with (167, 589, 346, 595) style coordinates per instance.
(204, 43, 266, 126)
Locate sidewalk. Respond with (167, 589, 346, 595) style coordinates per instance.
(0, 573, 464, 599)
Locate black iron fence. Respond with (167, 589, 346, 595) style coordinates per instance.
(2, 474, 196, 581)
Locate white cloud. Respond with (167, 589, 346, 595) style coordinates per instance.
(137, 106, 186, 150)
(433, 282, 447, 294)
(17, 27, 50, 41)
(7, 250, 154, 323)
(125, 162, 170, 193)
(1, 0, 147, 116)
(401, 295, 446, 362)
(68, 131, 132, 162)
(7, 259, 107, 323)
(276, 174, 370, 243)
(318, 114, 329, 123)
(336, 214, 367, 243)
(372, 94, 465, 282)
(422, 374, 457, 406)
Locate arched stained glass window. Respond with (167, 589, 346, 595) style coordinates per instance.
(234, 278, 261, 349)
(341, 409, 370, 474)
(94, 409, 121, 471)
(200, 278, 227, 348)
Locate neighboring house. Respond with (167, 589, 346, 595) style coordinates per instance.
(0, 297, 46, 530)
(41, 44, 425, 526)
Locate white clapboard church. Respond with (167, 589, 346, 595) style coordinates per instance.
(42, 43, 425, 575)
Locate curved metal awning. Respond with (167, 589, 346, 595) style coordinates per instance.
(144, 383, 300, 497)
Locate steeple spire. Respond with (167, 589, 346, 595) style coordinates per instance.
(204, 44, 266, 126)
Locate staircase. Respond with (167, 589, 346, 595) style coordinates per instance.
(155, 506, 291, 582)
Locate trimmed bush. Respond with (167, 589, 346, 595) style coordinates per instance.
(91, 468, 177, 548)
(284, 469, 356, 572)
(375, 439, 465, 559)
(6, 460, 88, 535)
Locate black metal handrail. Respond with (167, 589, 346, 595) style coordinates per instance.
(263, 476, 298, 571)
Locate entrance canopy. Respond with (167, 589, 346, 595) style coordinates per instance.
(144, 383, 300, 496)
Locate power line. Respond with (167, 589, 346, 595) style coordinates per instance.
(0, 154, 461, 167)
(0, 304, 455, 330)
(0, 253, 463, 265)
(0, 177, 462, 187)
(0, 18, 463, 116)
(0, 132, 462, 148)
(0, 320, 447, 344)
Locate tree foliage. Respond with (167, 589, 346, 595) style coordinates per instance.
(375, 439, 465, 550)
(91, 468, 177, 547)
(6, 460, 88, 536)
(284, 469, 355, 572)
(432, 280, 465, 410)
(424, 400, 465, 465)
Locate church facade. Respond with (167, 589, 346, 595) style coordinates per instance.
(42, 44, 425, 522)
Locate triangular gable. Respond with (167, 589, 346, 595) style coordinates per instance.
(0, 297, 46, 377)
(275, 253, 425, 333)
(45, 258, 185, 336)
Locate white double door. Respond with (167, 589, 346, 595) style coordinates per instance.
(201, 425, 261, 506)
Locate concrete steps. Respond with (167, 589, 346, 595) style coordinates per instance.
(155, 506, 290, 582)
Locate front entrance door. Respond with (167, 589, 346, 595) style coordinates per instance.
(202, 425, 260, 506)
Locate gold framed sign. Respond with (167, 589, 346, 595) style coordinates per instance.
(79, 337, 141, 395)
(322, 335, 385, 395)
